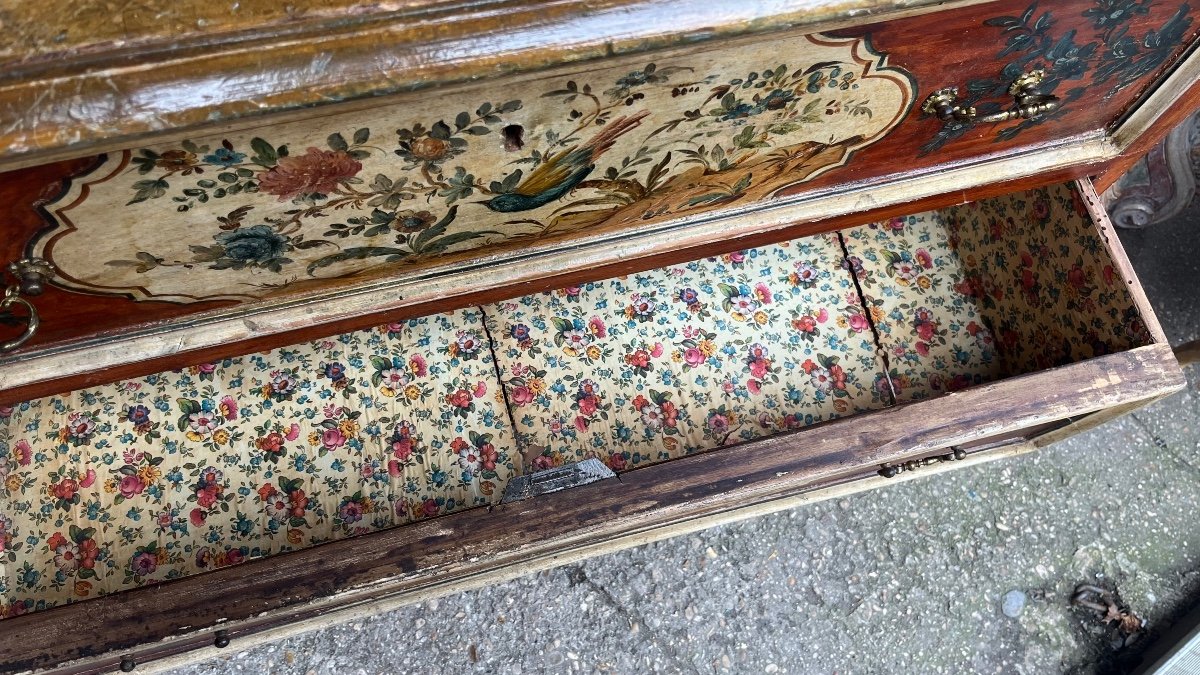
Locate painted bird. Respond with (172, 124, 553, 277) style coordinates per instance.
(480, 110, 650, 213)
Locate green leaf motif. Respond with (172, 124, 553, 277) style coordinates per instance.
(328, 133, 349, 152)
(127, 179, 169, 205)
(249, 137, 278, 165)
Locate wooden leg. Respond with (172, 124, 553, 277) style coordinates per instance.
(1104, 110, 1200, 228)
(1176, 339, 1200, 367)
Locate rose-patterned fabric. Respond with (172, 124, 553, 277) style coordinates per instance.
(484, 235, 890, 473)
(842, 215, 1005, 403)
(0, 309, 517, 618)
(0, 182, 1151, 620)
(842, 182, 1150, 402)
(943, 184, 1152, 373)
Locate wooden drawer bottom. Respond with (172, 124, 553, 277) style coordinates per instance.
(0, 179, 1183, 673)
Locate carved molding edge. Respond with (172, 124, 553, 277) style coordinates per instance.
(1104, 110, 1200, 229)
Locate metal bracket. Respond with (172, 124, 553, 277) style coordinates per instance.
(879, 447, 966, 478)
(501, 458, 616, 503)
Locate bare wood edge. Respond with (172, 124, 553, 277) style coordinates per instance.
(3, 344, 1183, 675)
(140, 439, 1044, 675)
(1029, 334, 1200, 446)
(1075, 178, 1171, 345)
(1030, 396, 1165, 449)
(0, 0, 994, 171)
(0, 134, 1114, 396)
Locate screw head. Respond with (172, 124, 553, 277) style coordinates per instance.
(120, 656, 136, 672)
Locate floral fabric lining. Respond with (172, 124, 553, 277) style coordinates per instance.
(0, 310, 517, 618)
(483, 235, 889, 473)
(842, 213, 1005, 403)
(942, 183, 1152, 372)
(0, 182, 1148, 619)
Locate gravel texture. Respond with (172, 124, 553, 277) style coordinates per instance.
(169, 203, 1200, 675)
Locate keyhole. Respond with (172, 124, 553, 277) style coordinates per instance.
(502, 125, 524, 151)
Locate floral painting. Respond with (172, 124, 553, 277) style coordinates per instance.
(841, 215, 1006, 402)
(33, 34, 913, 303)
(921, 0, 1194, 153)
(0, 309, 516, 618)
(483, 235, 889, 473)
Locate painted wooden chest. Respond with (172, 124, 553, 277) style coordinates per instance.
(0, 0, 1196, 671)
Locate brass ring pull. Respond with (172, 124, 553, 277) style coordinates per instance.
(921, 70, 1060, 125)
(0, 257, 54, 354)
(0, 293, 39, 353)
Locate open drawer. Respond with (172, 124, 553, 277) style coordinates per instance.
(0, 179, 1184, 673)
(2, 0, 1199, 405)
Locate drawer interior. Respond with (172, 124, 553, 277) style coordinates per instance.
(0, 180, 1167, 624)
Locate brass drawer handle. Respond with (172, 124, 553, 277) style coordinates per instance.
(922, 70, 1060, 125)
(1, 258, 53, 354)
(879, 447, 966, 478)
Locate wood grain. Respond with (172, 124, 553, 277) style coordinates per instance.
(0, 0, 987, 170)
(0, 343, 1182, 675)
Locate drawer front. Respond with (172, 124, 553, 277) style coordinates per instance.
(2, 0, 1199, 401)
(0, 179, 1185, 674)
(0, 0, 1191, 172)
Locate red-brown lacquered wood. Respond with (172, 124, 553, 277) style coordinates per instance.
(1092, 73, 1200, 192)
(0, 162, 1099, 406)
(0, 343, 1182, 675)
(0, 0, 970, 170)
(0, 158, 239, 349)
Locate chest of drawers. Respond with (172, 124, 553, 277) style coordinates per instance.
(0, 1, 1196, 671)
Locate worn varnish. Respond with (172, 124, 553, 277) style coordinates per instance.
(0, 343, 1182, 675)
(1, 0, 1198, 401)
(0, 0, 975, 169)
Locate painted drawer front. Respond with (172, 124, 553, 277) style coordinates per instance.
(1, 0, 1197, 405)
(31, 34, 912, 305)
